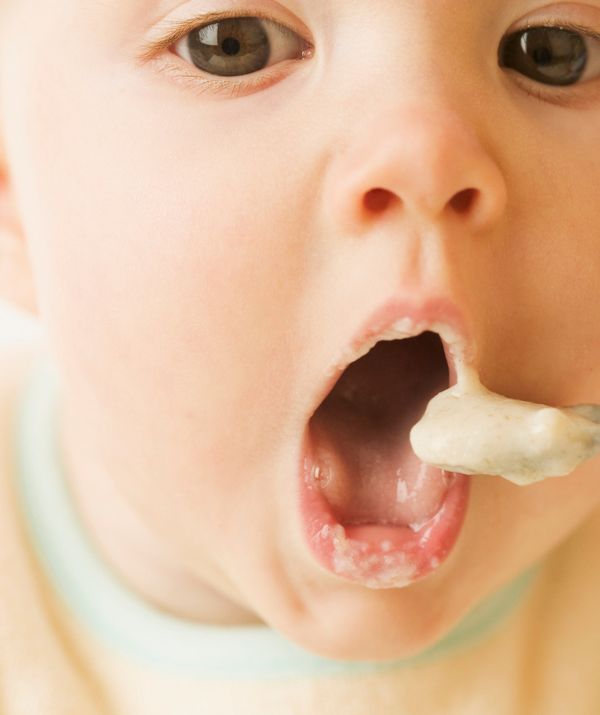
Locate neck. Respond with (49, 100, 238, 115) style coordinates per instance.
(56, 398, 262, 627)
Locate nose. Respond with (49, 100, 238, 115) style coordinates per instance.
(326, 105, 508, 236)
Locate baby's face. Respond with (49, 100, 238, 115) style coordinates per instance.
(3, 0, 600, 659)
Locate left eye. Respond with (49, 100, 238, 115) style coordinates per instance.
(172, 16, 309, 77)
(498, 26, 598, 86)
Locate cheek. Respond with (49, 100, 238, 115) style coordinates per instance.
(6, 36, 318, 466)
(460, 121, 600, 403)
(461, 456, 600, 588)
(521, 457, 600, 544)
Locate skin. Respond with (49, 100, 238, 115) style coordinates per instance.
(1, 0, 600, 662)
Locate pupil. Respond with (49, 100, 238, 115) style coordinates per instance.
(532, 45, 553, 65)
(222, 37, 241, 56)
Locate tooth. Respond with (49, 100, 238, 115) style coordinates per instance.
(351, 338, 379, 362)
(429, 321, 460, 345)
(378, 328, 413, 342)
(391, 318, 416, 334)
(338, 316, 468, 376)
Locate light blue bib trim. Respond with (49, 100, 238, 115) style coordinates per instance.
(12, 356, 541, 680)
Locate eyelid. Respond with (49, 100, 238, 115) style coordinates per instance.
(500, 20, 600, 108)
(511, 18, 600, 43)
(144, 54, 299, 98)
(134, 7, 312, 66)
(508, 70, 600, 109)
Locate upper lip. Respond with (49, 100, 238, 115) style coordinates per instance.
(310, 295, 476, 416)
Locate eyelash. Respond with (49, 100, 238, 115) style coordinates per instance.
(141, 9, 313, 98)
(148, 57, 297, 98)
(507, 20, 600, 107)
(142, 13, 600, 104)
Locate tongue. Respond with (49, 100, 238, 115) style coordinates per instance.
(310, 413, 450, 528)
(309, 335, 450, 528)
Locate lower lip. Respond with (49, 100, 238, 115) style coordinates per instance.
(298, 435, 471, 589)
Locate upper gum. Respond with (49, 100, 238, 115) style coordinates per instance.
(356, 318, 462, 352)
(338, 318, 471, 390)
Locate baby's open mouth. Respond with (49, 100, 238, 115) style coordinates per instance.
(299, 311, 472, 589)
(308, 332, 451, 530)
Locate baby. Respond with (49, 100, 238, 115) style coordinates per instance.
(1, 0, 600, 713)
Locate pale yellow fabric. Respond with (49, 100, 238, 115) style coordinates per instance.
(1, 347, 599, 714)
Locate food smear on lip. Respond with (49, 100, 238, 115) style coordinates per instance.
(410, 367, 600, 486)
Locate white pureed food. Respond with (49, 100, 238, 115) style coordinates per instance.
(410, 368, 600, 486)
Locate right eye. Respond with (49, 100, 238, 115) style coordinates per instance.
(173, 15, 310, 78)
(498, 26, 598, 87)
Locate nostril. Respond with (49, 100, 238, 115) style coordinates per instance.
(363, 188, 397, 213)
(364, 187, 479, 217)
(449, 188, 478, 215)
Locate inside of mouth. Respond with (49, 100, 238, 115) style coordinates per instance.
(308, 332, 451, 529)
